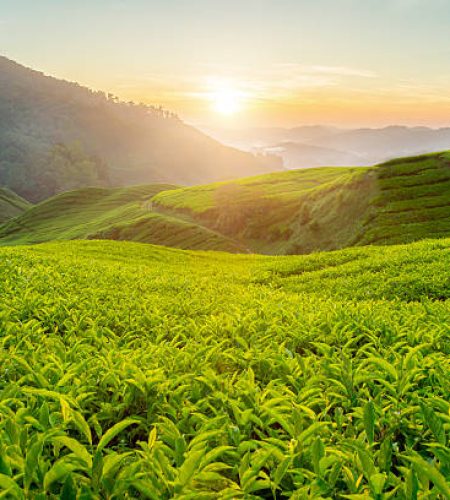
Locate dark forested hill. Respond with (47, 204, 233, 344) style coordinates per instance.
(0, 56, 280, 201)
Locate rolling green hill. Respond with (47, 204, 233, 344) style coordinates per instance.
(0, 184, 243, 251)
(0, 238, 448, 497)
(152, 165, 375, 254)
(0, 187, 31, 223)
(152, 151, 450, 253)
(1, 151, 449, 253)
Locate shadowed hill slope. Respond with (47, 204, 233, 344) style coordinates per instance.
(0, 187, 31, 223)
(152, 166, 376, 254)
(0, 55, 280, 202)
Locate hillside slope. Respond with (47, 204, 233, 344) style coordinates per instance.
(151, 151, 450, 253)
(0, 238, 448, 497)
(0, 55, 280, 202)
(0, 184, 244, 252)
(152, 165, 374, 254)
(2, 152, 449, 253)
(0, 187, 31, 223)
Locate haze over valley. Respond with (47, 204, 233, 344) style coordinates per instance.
(200, 124, 450, 168)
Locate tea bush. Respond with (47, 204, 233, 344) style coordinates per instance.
(0, 239, 449, 498)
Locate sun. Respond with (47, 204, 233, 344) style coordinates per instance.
(211, 87, 242, 116)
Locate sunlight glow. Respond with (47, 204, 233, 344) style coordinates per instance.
(211, 86, 243, 115)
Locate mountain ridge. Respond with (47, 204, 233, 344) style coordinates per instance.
(201, 124, 450, 169)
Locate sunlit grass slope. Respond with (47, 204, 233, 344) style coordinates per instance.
(152, 151, 450, 253)
(0, 184, 243, 251)
(152, 166, 357, 212)
(0, 238, 449, 497)
(0, 187, 31, 223)
(152, 166, 375, 254)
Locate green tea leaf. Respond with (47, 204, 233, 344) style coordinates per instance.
(52, 436, 92, 469)
(363, 400, 375, 444)
(97, 419, 139, 453)
(44, 460, 77, 491)
(406, 455, 450, 498)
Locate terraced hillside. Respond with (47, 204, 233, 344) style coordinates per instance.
(357, 152, 450, 245)
(0, 187, 31, 223)
(0, 185, 243, 252)
(0, 238, 449, 497)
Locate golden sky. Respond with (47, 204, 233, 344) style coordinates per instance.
(116, 65, 450, 128)
(2, 0, 450, 128)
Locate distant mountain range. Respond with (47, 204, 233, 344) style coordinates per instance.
(200, 124, 450, 168)
(0, 56, 280, 201)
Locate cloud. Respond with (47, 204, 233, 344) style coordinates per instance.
(110, 63, 380, 106)
(305, 65, 377, 78)
(184, 63, 376, 96)
(189, 63, 379, 103)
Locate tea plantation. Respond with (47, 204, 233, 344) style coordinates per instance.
(2, 152, 450, 256)
(0, 239, 449, 498)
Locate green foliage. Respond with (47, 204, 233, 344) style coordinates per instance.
(3, 151, 450, 255)
(140, 166, 379, 255)
(152, 166, 362, 213)
(0, 238, 449, 497)
(34, 143, 108, 199)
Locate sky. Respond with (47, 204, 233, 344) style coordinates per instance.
(1, 0, 450, 128)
